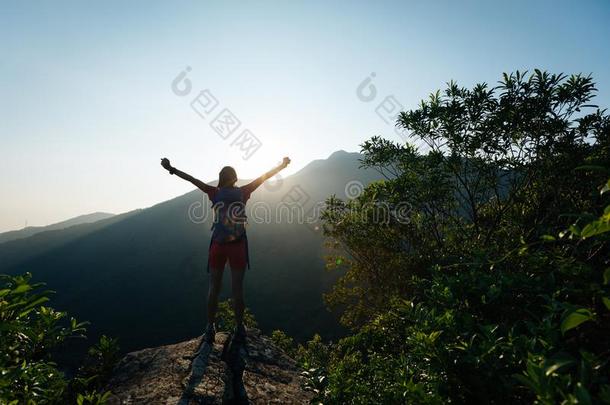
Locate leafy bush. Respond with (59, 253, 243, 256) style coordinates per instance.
(0, 273, 119, 404)
(271, 329, 295, 356)
(72, 335, 121, 397)
(271, 332, 331, 403)
(215, 299, 258, 332)
(306, 71, 610, 403)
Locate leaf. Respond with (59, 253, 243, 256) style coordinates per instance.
(569, 224, 581, 237)
(601, 179, 610, 195)
(580, 220, 610, 239)
(602, 297, 610, 311)
(18, 296, 50, 317)
(544, 353, 575, 376)
(561, 308, 594, 334)
(604, 268, 610, 285)
(540, 234, 556, 242)
(11, 284, 32, 294)
(428, 331, 442, 343)
(513, 373, 538, 391)
(574, 382, 592, 405)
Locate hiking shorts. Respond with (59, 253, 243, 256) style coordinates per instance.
(208, 239, 248, 270)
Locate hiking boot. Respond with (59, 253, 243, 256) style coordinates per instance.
(203, 323, 216, 344)
(233, 324, 247, 343)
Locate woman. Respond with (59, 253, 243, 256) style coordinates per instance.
(160, 157, 290, 343)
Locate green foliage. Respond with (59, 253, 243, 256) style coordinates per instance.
(0, 273, 118, 404)
(271, 329, 295, 356)
(311, 71, 610, 403)
(296, 334, 330, 371)
(72, 335, 121, 397)
(560, 307, 594, 335)
(215, 299, 258, 332)
(295, 334, 332, 403)
(76, 390, 112, 405)
(270, 330, 332, 401)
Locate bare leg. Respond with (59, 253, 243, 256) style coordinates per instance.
(207, 267, 224, 325)
(230, 267, 246, 327)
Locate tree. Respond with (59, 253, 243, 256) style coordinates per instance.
(316, 71, 610, 403)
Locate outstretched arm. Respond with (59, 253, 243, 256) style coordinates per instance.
(160, 158, 215, 193)
(248, 157, 291, 190)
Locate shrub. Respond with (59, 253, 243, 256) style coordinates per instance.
(215, 299, 258, 332)
(0, 273, 119, 404)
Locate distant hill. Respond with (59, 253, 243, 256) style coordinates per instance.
(0, 212, 115, 244)
(0, 151, 382, 354)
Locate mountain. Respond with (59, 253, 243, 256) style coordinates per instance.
(0, 212, 116, 244)
(0, 151, 382, 355)
(0, 210, 141, 271)
(105, 329, 312, 404)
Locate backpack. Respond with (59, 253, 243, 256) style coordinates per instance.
(210, 187, 247, 243)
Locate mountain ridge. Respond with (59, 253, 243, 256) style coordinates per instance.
(0, 212, 116, 244)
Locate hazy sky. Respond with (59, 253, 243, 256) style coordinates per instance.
(1, 0, 609, 232)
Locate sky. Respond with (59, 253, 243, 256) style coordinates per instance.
(1, 0, 609, 232)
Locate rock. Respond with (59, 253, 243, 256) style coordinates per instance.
(105, 329, 313, 404)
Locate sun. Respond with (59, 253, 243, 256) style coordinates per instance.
(228, 141, 291, 181)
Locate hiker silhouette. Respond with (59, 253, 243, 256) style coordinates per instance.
(160, 157, 290, 343)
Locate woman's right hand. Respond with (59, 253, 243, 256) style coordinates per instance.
(161, 157, 172, 171)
